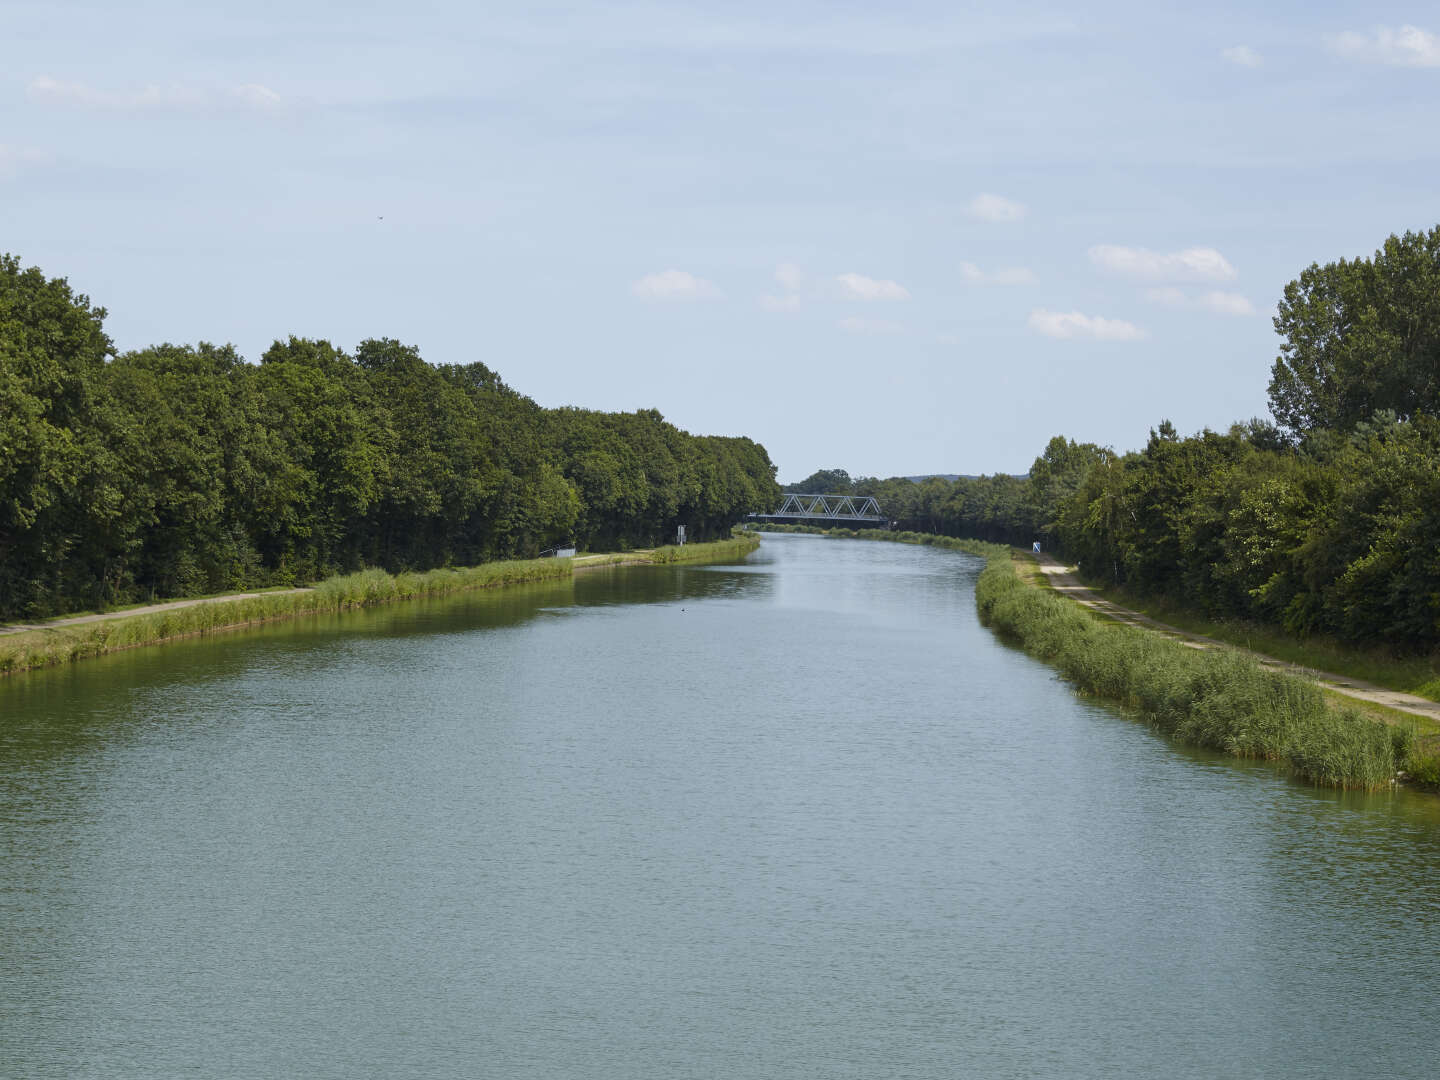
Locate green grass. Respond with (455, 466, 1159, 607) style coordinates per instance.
(975, 549, 1413, 792)
(758, 526, 1420, 788)
(0, 535, 767, 678)
(1087, 580, 1440, 703)
(0, 558, 570, 677)
(573, 552, 650, 568)
(648, 534, 761, 564)
(0, 583, 301, 628)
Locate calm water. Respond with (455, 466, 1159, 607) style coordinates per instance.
(2, 534, 1439, 1078)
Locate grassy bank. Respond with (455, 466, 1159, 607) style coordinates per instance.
(0, 536, 761, 677)
(975, 550, 1417, 791)
(0, 558, 571, 676)
(1086, 581, 1440, 704)
(650, 534, 761, 563)
(758, 524, 1430, 789)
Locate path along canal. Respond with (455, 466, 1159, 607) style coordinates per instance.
(2, 533, 1438, 1078)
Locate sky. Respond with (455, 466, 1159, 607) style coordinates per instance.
(4, 1, 1440, 482)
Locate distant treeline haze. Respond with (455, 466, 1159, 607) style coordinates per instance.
(0, 255, 781, 619)
(798, 226, 1440, 654)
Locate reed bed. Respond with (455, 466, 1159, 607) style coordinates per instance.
(0, 536, 766, 677)
(0, 558, 570, 676)
(649, 534, 761, 564)
(974, 550, 1409, 791)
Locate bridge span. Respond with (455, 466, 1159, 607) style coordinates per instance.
(747, 493, 888, 527)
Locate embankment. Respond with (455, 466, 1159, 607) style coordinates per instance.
(754, 523, 1423, 790)
(974, 550, 1416, 790)
(0, 534, 760, 677)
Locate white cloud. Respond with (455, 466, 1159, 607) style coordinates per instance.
(232, 83, 283, 108)
(631, 269, 722, 301)
(1332, 25, 1440, 67)
(838, 316, 905, 335)
(0, 144, 49, 179)
(774, 262, 804, 291)
(965, 193, 1026, 223)
(1197, 290, 1256, 316)
(1221, 45, 1263, 68)
(26, 75, 282, 109)
(1028, 309, 1146, 341)
(835, 272, 910, 301)
(1144, 287, 1256, 316)
(959, 261, 1036, 285)
(759, 294, 801, 312)
(1089, 244, 1237, 282)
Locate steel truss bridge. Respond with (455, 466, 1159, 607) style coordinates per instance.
(748, 493, 887, 525)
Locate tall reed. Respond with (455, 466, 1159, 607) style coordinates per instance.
(649, 535, 761, 564)
(0, 558, 570, 676)
(975, 551, 1408, 791)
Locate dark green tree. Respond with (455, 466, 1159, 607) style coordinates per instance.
(1269, 226, 1440, 434)
(783, 468, 852, 494)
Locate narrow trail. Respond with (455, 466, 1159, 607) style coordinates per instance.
(0, 589, 314, 638)
(1029, 552, 1440, 724)
(1, 550, 661, 637)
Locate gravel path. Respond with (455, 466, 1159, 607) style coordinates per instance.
(1030, 552, 1440, 723)
(0, 589, 313, 637)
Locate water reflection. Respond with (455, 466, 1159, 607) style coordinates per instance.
(3, 536, 1440, 1079)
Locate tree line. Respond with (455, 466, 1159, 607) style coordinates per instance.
(796, 225, 1440, 653)
(0, 254, 780, 619)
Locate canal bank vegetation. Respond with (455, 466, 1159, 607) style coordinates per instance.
(750, 523, 1005, 560)
(793, 225, 1440, 697)
(0, 253, 781, 622)
(0, 557, 569, 675)
(975, 549, 1428, 792)
(649, 534, 761, 564)
(758, 523, 1437, 790)
(0, 534, 761, 676)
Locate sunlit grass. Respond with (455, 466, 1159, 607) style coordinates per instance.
(975, 550, 1412, 792)
(0, 535, 766, 678)
(649, 534, 761, 564)
(0, 558, 569, 676)
(1086, 580, 1440, 704)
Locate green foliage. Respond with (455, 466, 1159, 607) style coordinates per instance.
(1041, 418, 1440, 652)
(0, 254, 781, 619)
(974, 550, 1405, 791)
(750, 523, 1006, 560)
(783, 468, 854, 494)
(828, 228, 1440, 659)
(0, 254, 114, 615)
(1269, 226, 1440, 435)
(647, 535, 760, 564)
(0, 557, 571, 675)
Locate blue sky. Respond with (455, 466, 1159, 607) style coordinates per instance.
(5, 1, 1439, 480)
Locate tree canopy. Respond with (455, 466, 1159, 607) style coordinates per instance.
(0, 255, 781, 619)
(1269, 226, 1440, 435)
(817, 224, 1440, 652)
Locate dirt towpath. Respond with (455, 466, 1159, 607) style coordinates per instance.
(0, 552, 658, 637)
(1030, 552, 1440, 723)
(0, 589, 314, 638)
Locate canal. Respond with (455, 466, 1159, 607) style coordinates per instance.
(2, 533, 1438, 1078)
